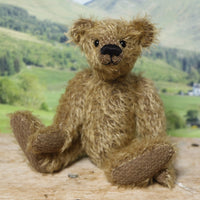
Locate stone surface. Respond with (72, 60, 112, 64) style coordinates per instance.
(0, 134, 200, 200)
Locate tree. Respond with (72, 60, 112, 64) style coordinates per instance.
(185, 110, 199, 125)
(5, 51, 15, 75)
(0, 56, 6, 75)
(166, 110, 185, 130)
(14, 58, 21, 73)
(0, 52, 22, 75)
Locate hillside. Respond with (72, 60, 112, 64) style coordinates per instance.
(0, 26, 87, 75)
(86, 0, 200, 52)
(0, 4, 68, 42)
(1, 0, 199, 52)
(134, 57, 188, 83)
(0, 25, 192, 83)
(0, 0, 103, 25)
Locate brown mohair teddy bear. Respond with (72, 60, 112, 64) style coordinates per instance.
(10, 17, 176, 188)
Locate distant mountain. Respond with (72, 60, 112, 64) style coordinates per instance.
(86, 0, 200, 52)
(2, 0, 199, 52)
(0, 4, 68, 43)
(0, 0, 103, 25)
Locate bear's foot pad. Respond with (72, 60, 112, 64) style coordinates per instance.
(10, 111, 43, 152)
(112, 144, 174, 185)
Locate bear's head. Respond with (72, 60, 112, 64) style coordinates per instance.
(69, 17, 158, 81)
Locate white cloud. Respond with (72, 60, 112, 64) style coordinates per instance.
(73, 0, 90, 4)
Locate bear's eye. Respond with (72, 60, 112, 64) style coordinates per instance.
(120, 40, 126, 48)
(94, 40, 99, 47)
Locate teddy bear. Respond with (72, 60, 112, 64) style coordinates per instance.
(10, 16, 176, 188)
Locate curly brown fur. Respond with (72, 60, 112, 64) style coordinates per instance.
(10, 16, 176, 188)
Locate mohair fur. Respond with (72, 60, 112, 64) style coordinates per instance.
(10, 16, 176, 188)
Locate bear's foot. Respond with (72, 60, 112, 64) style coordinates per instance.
(10, 111, 69, 173)
(10, 111, 67, 154)
(28, 126, 66, 154)
(112, 144, 174, 186)
(10, 111, 44, 153)
(154, 167, 176, 188)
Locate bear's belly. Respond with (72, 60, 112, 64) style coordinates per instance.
(81, 87, 135, 166)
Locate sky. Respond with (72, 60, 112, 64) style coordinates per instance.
(73, 0, 91, 4)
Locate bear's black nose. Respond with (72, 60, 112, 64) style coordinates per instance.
(101, 44, 122, 57)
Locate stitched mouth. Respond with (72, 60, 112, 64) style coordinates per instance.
(102, 56, 121, 66)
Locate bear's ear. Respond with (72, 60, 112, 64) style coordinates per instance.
(69, 18, 95, 45)
(129, 17, 158, 48)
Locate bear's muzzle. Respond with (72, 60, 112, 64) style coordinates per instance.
(100, 44, 123, 65)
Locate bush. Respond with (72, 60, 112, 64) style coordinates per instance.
(0, 74, 45, 108)
(18, 73, 45, 107)
(40, 102, 49, 111)
(166, 110, 185, 130)
(0, 77, 21, 104)
(162, 88, 167, 93)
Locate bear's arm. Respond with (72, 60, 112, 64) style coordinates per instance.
(134, 77, 166, 137)
(52, 69, 91, 150)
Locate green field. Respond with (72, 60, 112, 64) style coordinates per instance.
(168, 127, 200, 138)
(1, 95, 200, 136)
(0, 104, 54, 133)
(1, 82, 200, 137)
(161, 94, 200, 118)
(155, 81, 191, 94)
(1, 65, 199, 136)
(17, 67, 75, 90)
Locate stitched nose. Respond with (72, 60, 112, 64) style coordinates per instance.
(101, 44, 122, 57)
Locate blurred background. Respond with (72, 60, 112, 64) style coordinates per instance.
(0, 0, 199, 137)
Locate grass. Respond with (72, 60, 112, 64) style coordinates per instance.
(155, 81, 192, 94)
(161, 94, 200, 118)
(1, 92, 200, 136)
(17, 67, 75, 90)
(168, 127, 200, 138)
(0, 103, 54, 133)
(45, 90, 64, 110)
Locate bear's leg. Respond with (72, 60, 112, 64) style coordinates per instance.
(102, 137, 175, 187)
(10, 111, 83, 173)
